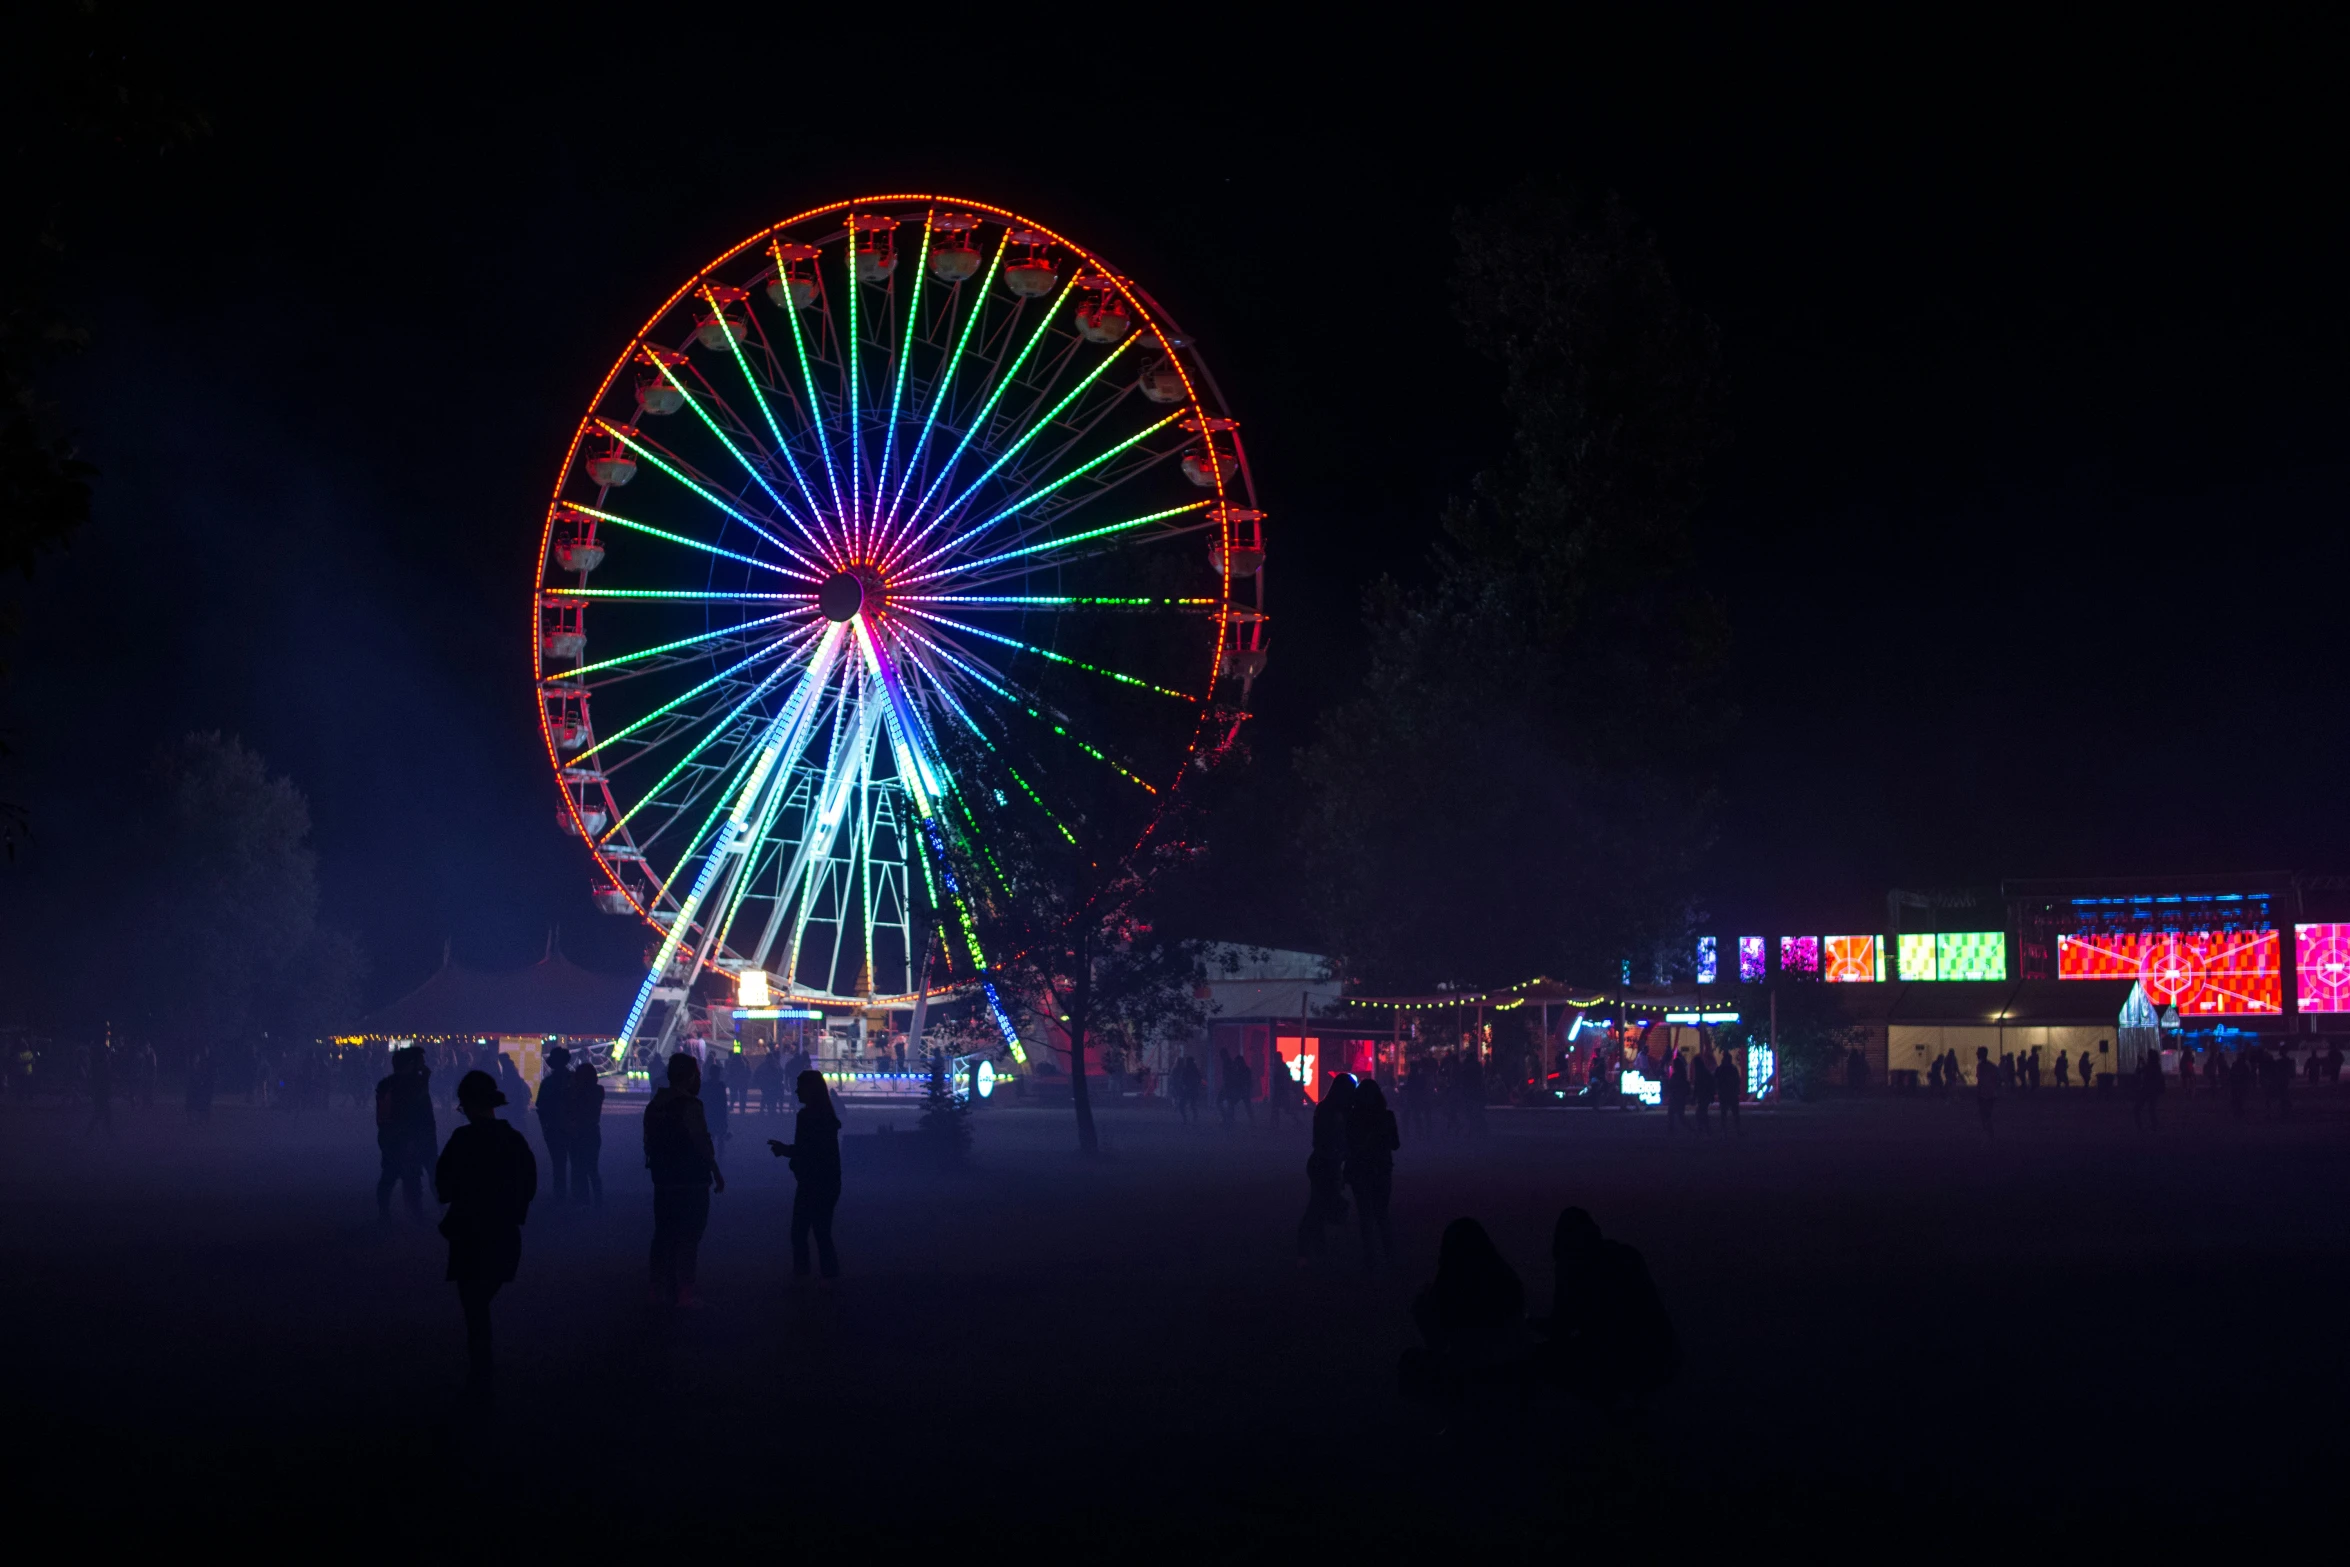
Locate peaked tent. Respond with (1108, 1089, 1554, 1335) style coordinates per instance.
(351, 948, 641, 1043)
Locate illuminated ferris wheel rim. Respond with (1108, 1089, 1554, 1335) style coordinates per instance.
(533, 193, 1266, 1018)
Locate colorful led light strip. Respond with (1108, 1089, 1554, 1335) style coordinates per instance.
(882, 274, 1081, 572)
(874, 213, 930, 521)
(893, 409, 1190, 578)
(655, 328, 828, 559)
(565, 503, 806, 579)
(773, 242, 848, 537)
(565, 612, 796, 679)
(880, 231, 1009, 536)
(600, 627, 823, 837)
(591, 421, 830, 580)
(565, 634, 799, 767)
(894, 499, 1212, 587)
(897, 607, 1194, 701)
(721, 295, 832, 546)
(919, 333, 1140, 535)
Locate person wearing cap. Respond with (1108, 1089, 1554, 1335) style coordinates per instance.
(644, 1052, 724, 1306)
(434, 1068, 539, 1394)
(536, 1046, 573, 1203)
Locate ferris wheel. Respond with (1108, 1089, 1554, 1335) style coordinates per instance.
(535, 194, 1267, 1064)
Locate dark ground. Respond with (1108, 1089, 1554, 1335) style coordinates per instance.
(3, 1087, 2344, 1558)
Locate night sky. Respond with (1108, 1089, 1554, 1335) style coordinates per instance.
(6, 13, 2343, 1000)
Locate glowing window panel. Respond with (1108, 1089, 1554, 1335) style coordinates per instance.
(1823, 935, 1883, 983)
(1896, 933, 1938, 981)
(1780, 936, 1819, 976)
(2294, 924, 2350, 1013)
(1694, 936, 1718, 985)
(1738, 937, 1766, 982)
(2056, 930, 2281, 1015)
(1935, 931, 2007, 982)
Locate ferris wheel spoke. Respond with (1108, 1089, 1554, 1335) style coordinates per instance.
(881, 231, 1010, 535)
(872, 214, 932, 527)
(892, 499, 1211, 588)
(722, 314, 836, 549)
(894, 605, 1196, 702)
(649, 338, 826, 552)
(898, 627, 1160, 798)
(890, 408, 1190, 578)
(572, 588, 814, 602)
(904, 333, 1141, 560)
(602, 649, 809, 837)
(563, 503, 813, 580)
(565, 611, 800, 681)
(591, 420, 831, 579)
(564, 632, 804, 767)
(885, 276, 1080, 567)
(772, 243, 850, 532)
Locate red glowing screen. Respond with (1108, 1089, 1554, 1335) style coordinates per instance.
(2056, 930, 2281, 1015)
(1823, 935, 1882, 983)
(2295, 924, 2350, 1013)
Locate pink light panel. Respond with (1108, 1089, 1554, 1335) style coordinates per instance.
(2056, 929, 2281, 1015)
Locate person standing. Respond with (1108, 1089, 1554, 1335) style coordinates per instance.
(536, 1047, 573, 1205)
(1714, 1048, 1742, 1133)
(1296, 1074, 1357, 1263)
(1664, 1052, 1689, 1134)
(643, 1053, 724, 1307)
(1346, 1078, 1400, 1272)
(435, 1069, 537, 1395)
(1691, 1047, 1714, 1131)
(1266, 1053, 1300, 1130)
(567, 1060, 605, 1206)
(1974, 1046, 1999, 1140)
(375, 1047, 436, 1223)
(767, 1070, 844, 1281)
(2133, 1050, 2164, 1132)
(754, 1049, 783, 1117)
(2053, 1050, 2071, 1089)
(705, 1056, 732, 1155)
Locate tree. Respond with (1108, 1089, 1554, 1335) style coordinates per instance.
(119, 733, 363, 1046)
(1299, 185, 1728, 990)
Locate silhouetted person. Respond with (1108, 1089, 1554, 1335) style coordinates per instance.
(754, 1049, 783, 1116)
(1402, 1061, 1436, 1139)
(644, 1053, 724, 1307)
(2227, 1049, 2252, 1117)
(1974, 1047, 1998, 1140)
(1297, 1074, 1357, 1262)
(1714, 1050, 1742, 1132)
(1401, 1217, 1528, 1412)
(435, 1069, 537, 1395)
(2053, 1050, 2071, 1089)
(2263, 1046, 2291, 1120)
(1692, 1049, 1714, 1129)
(1268, 1054, 1305, 1130)
(1845, 1045, 1868, 1093)
(1347, 1079, 1400, 1271)
(767, 1069, 844, 1280)
(706, 1056, 732, 1152)
(536, 1047, 573, 1203)
(375, 1046, 436, 1223)
(1173, 1055, 1203, 1122)
(84, 1038, 113, 1137)
(567, 1061, 605, 1205)
(1537, 1207, 1678, 1417)
(1664, 1053, 1689, 1133)
(2133, 1051, 2164, 1131)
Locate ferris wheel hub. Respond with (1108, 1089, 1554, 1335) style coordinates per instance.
(817, 571, 867, 623)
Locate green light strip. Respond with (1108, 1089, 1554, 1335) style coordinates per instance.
(573, 589, 809, 602)
(892, 500, 1212, 589)
(567, 634, 797, 767)
(567, 611, 795, 678)
(898, 606, 1194, 701)
(593, 421, 829, 580)
(728, 278, 831, 536)
(922, 333, 1139, 532)
(655, 334, 825, 556)
(567, 503, 805, 579)
(777, 253, 848, 535)
(875, 214, 931, 518)
(896, 409, 1189, 577)
(885, 274, 1081, 567)
(881, 231, 1009, 536)
(603, 649, 806, 836)
(900, 624, 1156, 795)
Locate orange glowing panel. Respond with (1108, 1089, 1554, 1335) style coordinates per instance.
(1823, 935, 1884, 983)
(2056, 930, 2281, 1015)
